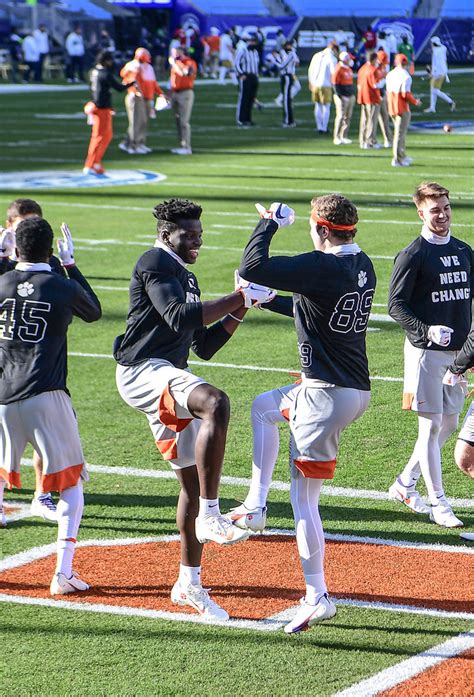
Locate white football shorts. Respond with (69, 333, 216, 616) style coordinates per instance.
(458, 401, 474, 446)
(403, 339, 465, 414)
(266, 377, 370, 480)
(0, 390, 87, 492)
(116, 359, 208, 469)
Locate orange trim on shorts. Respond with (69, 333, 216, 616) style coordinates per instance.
(42, 463, 84, 493)
(158, 383, 193, 433)
(156, 437, 178, 461)
(294, 459, 337, 479)
(402, 392, 414, 410)
(0, 467, 21, 490)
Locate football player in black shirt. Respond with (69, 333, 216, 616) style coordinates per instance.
(114, 198, 274, 620)
(0, 198, 65, 528)
(0, 217, 101, 594)
(388, 182, 472, 528)
(228, 194, 376, 633)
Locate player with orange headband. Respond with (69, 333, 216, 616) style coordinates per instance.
(227, 194, 377, 633)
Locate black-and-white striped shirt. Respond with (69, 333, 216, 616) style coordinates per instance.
(274, 48, 298, 76)
(234, 45, 260, 76)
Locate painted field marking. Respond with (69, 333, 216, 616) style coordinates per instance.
(334, 630, 474, 697)
(15, 458, 474, 510)
(1, 532, 473, 632)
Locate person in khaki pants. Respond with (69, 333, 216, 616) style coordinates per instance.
(357, 52, 381, 149)
(331, 51, 355, 145)
(375, 49, 392, 148)
(169, 47, 197, 155)
(386, 53, 421, 167)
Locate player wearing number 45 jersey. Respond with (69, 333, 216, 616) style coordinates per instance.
(388, 182, 472, 529)
(0, 217, 101, 594)
(228, 195, 376, 633)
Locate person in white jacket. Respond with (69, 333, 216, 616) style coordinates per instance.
(308, 41, 338, 133)
(424, 36, 455, 113)
(22, 31, 40, 83)
(66, 26, 85, 83)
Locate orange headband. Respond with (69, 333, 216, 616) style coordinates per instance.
(312, 213, 356, 231)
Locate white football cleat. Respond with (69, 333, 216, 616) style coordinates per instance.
(388, 480, 430, 514)
(340, 137, 352, 144)
(0, 506, 6, 527)
(460, 532, 474, 541)
(50, 571, 90, 596)
(227, 504, 267, 532)
(171, 147, 192, 155)
(284, 594, 337, 634)
(195, 513, 249, 545)
(171, 581, 229, 621)
(31, 493, 58, 522)
(429, 499, 463, 528)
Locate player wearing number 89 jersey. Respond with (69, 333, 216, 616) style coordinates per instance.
(230, 194, 376, 634)
(0, 217, 101, 595)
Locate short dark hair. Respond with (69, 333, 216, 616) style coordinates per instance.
(16, 218, 53, 261)
(6, 198, 42, 224)
(97, 49, 113, 65)
(153, 198, 202, 235)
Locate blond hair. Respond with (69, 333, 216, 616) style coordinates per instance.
(413, 182, 449, 207)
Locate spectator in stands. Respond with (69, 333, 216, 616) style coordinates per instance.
(375, 49, 392, 148)
(66, 25, 86, 83)
(361, 25, 377, 61)
(153, 27, 169, 77)
(386, 53, 421, 167)
(397, 34, 414, 75)
(169, 46, 197, 155)
(8, 28, 22, 83)
(33, 24, 50, 82)
(22, 30, 40, 84)
(331, 51, 355, 145)
(357, 52, 381, 149)
(219, 28, 236, 84)
(308, 40, 338, 133)
(119, 47, 165, 155)
(424, 36, 455, 113)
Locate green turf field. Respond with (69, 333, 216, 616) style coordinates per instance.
(0, 70, 473, 696)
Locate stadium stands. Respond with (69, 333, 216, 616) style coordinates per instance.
(441, 0, 473, 17)
(286, 0, 415, 15)
(57, 0, 112, 20)
(192, 0, 270, 14)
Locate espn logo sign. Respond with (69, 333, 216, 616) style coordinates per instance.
(297, 31, 355, 49)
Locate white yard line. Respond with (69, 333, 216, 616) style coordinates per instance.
(17, 457, 474, 509)
(334, 630, 474, 697)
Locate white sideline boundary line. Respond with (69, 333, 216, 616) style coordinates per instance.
(334, 630, 474, 697)
(1, 534, 473, 630)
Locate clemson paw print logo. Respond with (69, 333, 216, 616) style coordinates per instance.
(358, 270, 367, 288)
(17, 282, 34, 297)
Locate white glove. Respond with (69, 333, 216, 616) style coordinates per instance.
(0, 227, 15, 258)
(427, 325, 453, 347)
(235, 270, 276, 308)
(57, 222, 75, 267)
(442, 368, 467, 389)
(255, 202, 295, 227)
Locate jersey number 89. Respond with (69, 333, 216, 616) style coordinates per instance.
(329, 289, 374, 334)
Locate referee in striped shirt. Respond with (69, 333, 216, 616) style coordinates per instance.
(275, 40, 298, 127)
(234, 33, 260, 127)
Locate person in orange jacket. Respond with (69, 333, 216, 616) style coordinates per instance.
(331, 51, 355, 145)
(374, 48, 392, 148)
(386, 53, 422, 167)
(357, 52, 381, 149)
(169, 46, 197, 155)
(119, 47, 165, 155)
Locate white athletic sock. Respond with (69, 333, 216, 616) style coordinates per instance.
(179, 564, 201, 587)
(290, 476, 327, 602)
(0, 479, 5, 508)
(314, 103, 322, 130)
(430, 90, 437, 111)
(244, 391, 286, 510)
(414, 413, 444, 505)
(322, 104, 330, 131)
(198, 497, 220, 518)
(434, 87, 453, 104)
(56, 481, 84, 576)
(218, 66, 227, 83)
